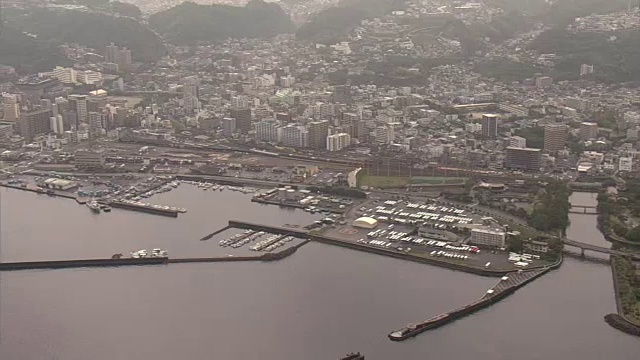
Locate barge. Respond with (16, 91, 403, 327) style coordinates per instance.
(109, 200, 179, 217)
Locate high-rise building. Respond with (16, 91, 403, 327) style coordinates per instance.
(280, 75, 295, 88)
(505, 147, 542, 171)
(105, 43, 132, 71)
(222, 117, 237, 137)
(535, 76, 553, 88)
(2, 93, 20, 122)
(544, 124, 567, 152)
(231, 95, 250, 110)
(230, 108, 252, 134)
(481, 114, 498, 138)
(326, 133, 351, 151)
(509, 135, 527, 148)
(375, 125, 394, 145)
(254, 119, 279, 142)
(342, 112, 361, 139)
(88, 111, 105, 137)
(307, 120, 329, 149)
(68, 95, 88, 124)
(106, 43, 119, 63)
(579, 122, 598, 140)
(277, 125, 308, 148)
(50, 115, 64, 135)
(19, 107, 53, 141)
(118, 47, 132, 69)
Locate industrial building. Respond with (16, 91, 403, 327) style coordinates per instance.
(42, 178, 78, 190)
(74, 149, 105, 168)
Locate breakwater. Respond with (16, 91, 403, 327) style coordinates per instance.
(0, 257, 169, 271)
(388, 265, 554, 341)
(0, 241, 310, 272)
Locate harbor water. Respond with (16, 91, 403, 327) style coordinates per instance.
(0, 187, 637, 359)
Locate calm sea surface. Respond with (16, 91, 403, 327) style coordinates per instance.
(0, 187, 637, 359)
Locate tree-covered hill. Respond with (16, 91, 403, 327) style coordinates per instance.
(0, 27, 72, 73)
(148, 0, 295, 45)
(296, 0, 405, 44)
(6, 7, 166, 62)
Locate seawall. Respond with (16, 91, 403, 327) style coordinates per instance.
(608, 255, 640, 337)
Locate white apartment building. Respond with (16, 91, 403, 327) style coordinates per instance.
(375, 126, 394, 145)
(470, 228, 506, 248)
(50, 115, 64, 135)
(2, 93, 20, 122)
(77, 70, 103, 85)
(53, 66, 77, 84)
(619, 157, 633, 172)
(278, 125, 308, 148)
(326, 132, 351, 151)
(509, 136, 527, 148)
(254, 120, 279, 142)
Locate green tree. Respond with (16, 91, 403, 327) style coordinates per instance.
(625, 226, 640, 243)
(507, 235, 523, 253)
(171, 120, 186, 132)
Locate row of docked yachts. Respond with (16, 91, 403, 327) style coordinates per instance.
(250, 235, 294, 252)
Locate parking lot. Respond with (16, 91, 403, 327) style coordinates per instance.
(321, 197, 552, 271)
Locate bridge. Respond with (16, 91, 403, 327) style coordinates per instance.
(562, 238, 640, 260)
(569, 204, 599, 214)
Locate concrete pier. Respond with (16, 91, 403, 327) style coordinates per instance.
(200, 225, 231, 240)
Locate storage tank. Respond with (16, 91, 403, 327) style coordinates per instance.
(286, 189, 296, 200)
(277, 188, 287, 198)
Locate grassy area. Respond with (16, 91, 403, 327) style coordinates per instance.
(358, 175, 467, 188)
(410, 177, 467, 185)
(358, 175, 409, 189)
